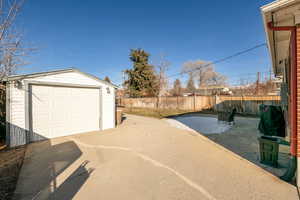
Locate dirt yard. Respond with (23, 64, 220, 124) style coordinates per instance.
(0, 145, 26, 200)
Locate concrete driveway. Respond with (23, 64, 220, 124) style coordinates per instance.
(14, 114, 298, 200)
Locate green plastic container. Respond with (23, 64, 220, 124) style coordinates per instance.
(258, 136, 279, 167)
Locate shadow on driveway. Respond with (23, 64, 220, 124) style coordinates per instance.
(14, 139, 94, 200)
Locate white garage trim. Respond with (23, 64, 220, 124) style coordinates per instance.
(5, 68, 118, 89)
(24, 81, 103, 141)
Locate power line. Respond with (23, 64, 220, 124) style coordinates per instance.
(167, 43, 267, 78)
(229, 71, 273, 80)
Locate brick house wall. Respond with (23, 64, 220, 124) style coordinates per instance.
(296, 27, 300, 156)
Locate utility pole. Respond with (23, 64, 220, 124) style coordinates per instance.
(240, 78, 244, 95)
(256, 72, 260, 95)
(122, 70, 125, 88)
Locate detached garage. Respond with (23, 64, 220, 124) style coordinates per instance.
(4, 68, 117, 147)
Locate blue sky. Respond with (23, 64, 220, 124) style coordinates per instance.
(18, 0, 274, 86)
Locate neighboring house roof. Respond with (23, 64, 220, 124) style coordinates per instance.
(4, 68, 118, 88)
(261, 0, 300, 76)
(198, 85, 227, 89)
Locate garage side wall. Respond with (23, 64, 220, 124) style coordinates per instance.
(101, 86, 115, 130)
(7, 82, 28, 146)
(8, 71, 115, 147)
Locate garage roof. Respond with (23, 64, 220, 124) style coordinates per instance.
(4, 68, 118, 88)
(261, 0, 300, 76)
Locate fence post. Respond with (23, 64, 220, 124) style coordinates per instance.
(241, 95, 244, 114)
(165, 96, 168, 110)
(193, 93, 196, 111)
(214, 95, 219, 112)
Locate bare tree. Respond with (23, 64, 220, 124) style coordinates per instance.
(202, 67, 227, 86)
(154, 53, 170, 96)
(182, 60, 227, 88)
(0, 0, 29, 82)
(182, 60, 211, 86)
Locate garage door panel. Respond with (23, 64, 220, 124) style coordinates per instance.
(31, 86, 51, 139)
(31, 85, 100, 140)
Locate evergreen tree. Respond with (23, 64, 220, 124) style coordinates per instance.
(124, 49, 159, 97)
(186, 74, 196, 93)
(173, 79, 182, 96)
(104, 76, 111, 83)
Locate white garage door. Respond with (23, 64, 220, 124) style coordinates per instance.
(30, 84, 100, 140)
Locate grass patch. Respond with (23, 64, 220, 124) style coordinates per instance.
(122, 107, 195, 119)
(121, 107, 259, 119)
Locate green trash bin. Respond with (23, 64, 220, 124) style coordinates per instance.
(258, 136, 279, 167)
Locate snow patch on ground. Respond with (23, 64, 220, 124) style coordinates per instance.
(166, 119, 198, 133)
(167, 116, 232, 135)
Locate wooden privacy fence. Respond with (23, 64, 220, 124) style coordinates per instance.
(215, 96, 281, 115)
(118, 95, 281, 115)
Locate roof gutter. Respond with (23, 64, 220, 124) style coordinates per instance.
(4, 68, 119, 89)
(267, 21, 297, 182)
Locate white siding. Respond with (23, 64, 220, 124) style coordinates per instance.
(101, 85, 115, 129)
(9, 83, 25, 129)
(32, 72, 102, 85)
(8, 71, 115, 146)
(7, 83, 28, 146)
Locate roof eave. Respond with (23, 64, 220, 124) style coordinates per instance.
(5, 68, 119, 89)
(261, 0, 298, 13)
(5, 68, 75, 81)
(260, 0, 299, 77)
(261, 11, 277, 75)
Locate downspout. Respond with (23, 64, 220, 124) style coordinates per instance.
(267, 22, 297, 182)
